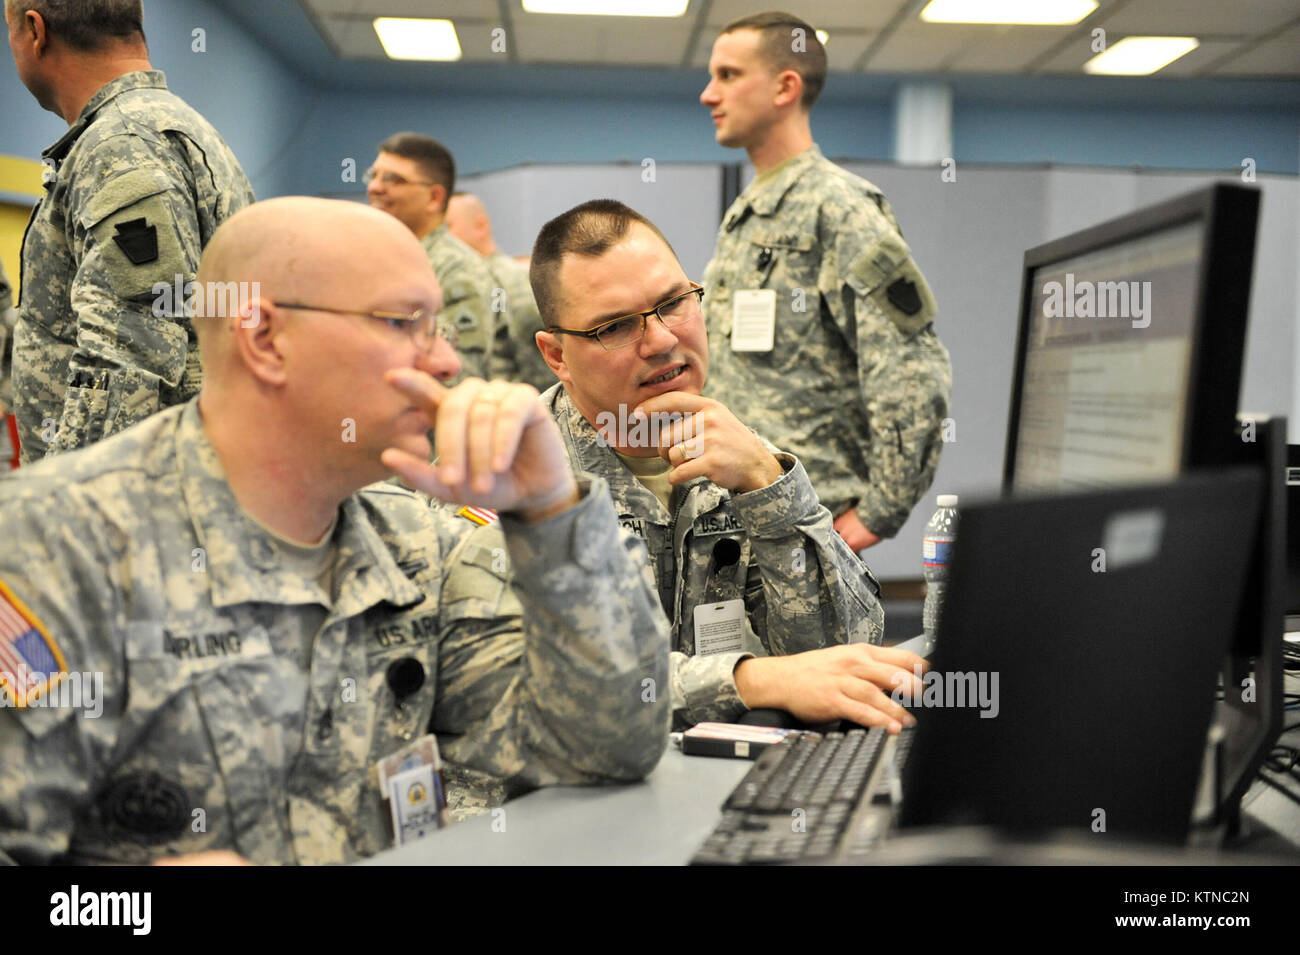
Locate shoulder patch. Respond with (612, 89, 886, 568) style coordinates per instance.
(456, 505, 498, 526)
(112, 217, 160, 265)
(0, 580, 68, 708)
(886, 278, 922, 316)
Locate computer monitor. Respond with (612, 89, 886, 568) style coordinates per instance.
(1003, 183, 1259, 492)
(1000, 182, 1283, 833)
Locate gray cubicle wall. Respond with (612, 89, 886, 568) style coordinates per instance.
(461, 159, 1299, 580)
(459, 163, 723, 280)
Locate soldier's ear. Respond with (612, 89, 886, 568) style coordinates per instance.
(232, 297, 290, 387)
(429, 184, 448, 216)
(535, 330, 571, 386)
(19, 10, 48, 51)
(773, 68, 803, 110)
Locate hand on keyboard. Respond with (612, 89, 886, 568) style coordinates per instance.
(733, 644, 927, 733)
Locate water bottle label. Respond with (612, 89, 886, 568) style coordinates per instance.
(922, 538, 952, 566)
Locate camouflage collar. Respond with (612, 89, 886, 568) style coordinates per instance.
(419, 223, 449, 254)
(546, 384, 652, 500)
(733, 143, 824, 220)
(544, 384, 723, 523)
(173, 401, 422, 612)
(44, 70, 169, 162)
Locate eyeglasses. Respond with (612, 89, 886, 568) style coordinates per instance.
(362, 167, 435, 188)
(272, 302, 458, 350)
(547, 285, 704, 350)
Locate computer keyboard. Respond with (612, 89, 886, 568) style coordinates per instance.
(691, 727, 895, 865)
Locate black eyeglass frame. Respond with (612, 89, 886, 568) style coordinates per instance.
(546, 284, 705, 350)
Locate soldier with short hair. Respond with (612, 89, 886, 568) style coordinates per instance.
(6, 0, 254, 463)
(700, 11, 951, 550)
(532, 199, 924, 733)
(0, 197, 669, 865)
(366, 134, 495, 382)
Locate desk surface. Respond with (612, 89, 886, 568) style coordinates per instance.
(366, 749, 750, 865)
(368, 676, 1300, 865)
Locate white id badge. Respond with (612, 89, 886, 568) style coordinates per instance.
(387, 764, 442, 846)
(693, 599, 746, 656)
(730, 289, 776, 352)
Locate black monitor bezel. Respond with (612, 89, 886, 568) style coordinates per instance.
(1002, 183, 1261, 492)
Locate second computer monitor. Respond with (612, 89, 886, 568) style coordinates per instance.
(1003, 183, 1260, 493)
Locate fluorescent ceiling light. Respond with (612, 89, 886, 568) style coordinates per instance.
(373, 17, 462, 60)
(815, 29, 829, 46)
(1084, 36, 1199, 75)
(920, 0, 1097, 25)
(522, 0, 689, 15)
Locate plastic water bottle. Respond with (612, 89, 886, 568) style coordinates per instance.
(922, 494, 959, 636)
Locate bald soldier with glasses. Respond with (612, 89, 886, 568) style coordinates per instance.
(531, 200, 926, 733)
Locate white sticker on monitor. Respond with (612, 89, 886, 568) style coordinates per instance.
(1101, 508, 1164, 570)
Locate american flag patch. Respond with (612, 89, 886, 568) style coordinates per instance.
(0, 580, 67, 708)
(456, 505, 498, 527)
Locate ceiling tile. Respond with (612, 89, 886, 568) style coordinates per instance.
(1099, 0, 1300, 36)
(863, 22, 995, 72)
(943, 26, 1084, 72)
(514, 15, 696, 65)
(1212, 24, 1300, 75)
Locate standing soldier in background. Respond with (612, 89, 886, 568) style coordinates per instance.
(446, 192, 554, 392)
(0, 259, 16, 468)
(366, 134, 495, 381)
(5, 0, 254, 463)
(699, 11, 951, 550)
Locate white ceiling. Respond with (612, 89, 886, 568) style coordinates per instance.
(300, 0, 1300, 77)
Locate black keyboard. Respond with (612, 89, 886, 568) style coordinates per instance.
(691, 728, 890, 865)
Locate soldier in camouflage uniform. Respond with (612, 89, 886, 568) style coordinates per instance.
(0, 197, 669, 865)
(531, 200, 925, 733)
(701, 13, 951, 550)
(447, 192, 555, 392)
(6, 0, 254, 463)
(366, 134, 495, 381)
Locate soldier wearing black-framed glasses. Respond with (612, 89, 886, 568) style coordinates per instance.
(546, 285, 704, 351)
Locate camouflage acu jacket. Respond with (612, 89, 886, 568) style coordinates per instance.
(422, 225, 496, 382)
(544, 384, 883, 730)
(703, 144, 951, 538)
(0, 401, 668, 864)
(12, 71, 253, 463)
(484, 251, 554, 392)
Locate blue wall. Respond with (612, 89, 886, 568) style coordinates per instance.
(0, 0, 310, 198)
(955, 103, 1298, 174)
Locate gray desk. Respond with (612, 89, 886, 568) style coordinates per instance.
(367, 674, 1300, 865)
(365, 750, 750, 865)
